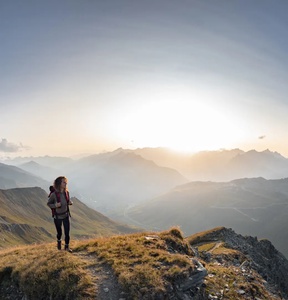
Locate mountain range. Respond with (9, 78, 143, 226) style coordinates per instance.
(1, 147, 288, 257)
(127, 177, 288, 258)
(130, 147, 288, 181)
(2, 147, 288, 298)
(1, 149, 188, 217)
(4, 147, 288, 183)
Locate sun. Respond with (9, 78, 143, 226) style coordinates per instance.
(108, 86, 249, 152)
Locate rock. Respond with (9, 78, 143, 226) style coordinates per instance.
(237, 289, 245, 295)
(145, 235, 160, 241)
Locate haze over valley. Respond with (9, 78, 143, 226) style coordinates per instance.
(1, 147, 288, 259)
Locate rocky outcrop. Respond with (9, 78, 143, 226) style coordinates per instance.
(174, 258, 208, 299)
(189, 227, 288, 299)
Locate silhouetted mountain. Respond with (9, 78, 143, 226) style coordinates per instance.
(128, 148, 288, 181)
(0, 162, 49, 189)
(19, 161, 60, 181)
(5, 155, 73, 169)
(66, 149, 188, 217)
(0, 187, 138, 249)
(227, 149, 288, 179)
(127, 177, 288, 258)
(132, 147, 244, 180)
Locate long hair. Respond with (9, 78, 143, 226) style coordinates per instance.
(53, 176, 68, 192)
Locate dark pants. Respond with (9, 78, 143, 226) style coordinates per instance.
(54, 217, 70, 245)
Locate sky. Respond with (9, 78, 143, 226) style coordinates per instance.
(1, 0, 288, 158)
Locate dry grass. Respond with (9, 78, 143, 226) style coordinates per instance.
(0, 227, 281, 300)
(0, 227, 195, 299)
(73, 227, 195, 298)
(198, 242, 217, 252)
(204, 263, 275, 299)
(0, 243, 95, 300)
(187, 226, 225, 245)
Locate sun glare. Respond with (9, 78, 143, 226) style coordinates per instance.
(112, 91, 248, 153)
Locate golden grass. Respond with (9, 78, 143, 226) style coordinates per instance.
(73, 227, 195, 298)
(198, 242, 217, 252)
(187, 226, 225, 245)
(0, 243, 95, 300)
(0, 227, 281, 300)
(0, 227, 194, 299)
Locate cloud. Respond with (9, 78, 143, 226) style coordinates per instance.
(0, 138, 30, 153)
(258, 135, 266, 140)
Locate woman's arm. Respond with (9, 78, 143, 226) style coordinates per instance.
(47, 193, 57, 208)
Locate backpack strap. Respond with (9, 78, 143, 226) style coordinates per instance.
(65, 191, 71, 218)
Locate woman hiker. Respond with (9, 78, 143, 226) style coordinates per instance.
(47, 176, 73, 252)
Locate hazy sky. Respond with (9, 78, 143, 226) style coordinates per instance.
(1, 0, 288, 157)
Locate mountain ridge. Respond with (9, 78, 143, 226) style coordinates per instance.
(0, 163, 49, 190)
(0, 226, 287, 299)
(127, 177, 288, 258)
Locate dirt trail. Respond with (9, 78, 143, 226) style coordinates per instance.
(209, 242, 222, 252)
(74, 251, 127, 300)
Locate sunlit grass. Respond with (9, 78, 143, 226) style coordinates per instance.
(73, 227, 195, 298)
(204, 263, 274, 299)
(0, 227, 281, 300)
(0, 227, 195, 299)
(0, 243, 95, 300)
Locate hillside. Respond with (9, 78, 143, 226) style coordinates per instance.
(0, 162, 49, 190)
(0, 187, 137, 249)
(0, 227, 287, 299)
(127, 177, 288, 258)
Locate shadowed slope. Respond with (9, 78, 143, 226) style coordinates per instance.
(127, 177, 288, 258)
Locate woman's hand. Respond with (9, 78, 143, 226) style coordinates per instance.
(68, 201, 73, 205)
(55, 202, 61, 208)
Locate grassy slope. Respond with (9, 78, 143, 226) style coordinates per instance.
(0, 187, 138, 249)
(0, 228, 282, 300)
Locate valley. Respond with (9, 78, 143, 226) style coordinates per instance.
(1, 147, 288, 259)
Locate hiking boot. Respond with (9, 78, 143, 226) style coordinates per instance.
(57, 240, 61, 250)
(64, 244, 72, 253)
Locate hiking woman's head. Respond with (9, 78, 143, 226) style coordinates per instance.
(54, 176, 68, 192)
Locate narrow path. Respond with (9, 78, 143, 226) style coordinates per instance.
(74, 251, 126, 300)
(209, 242, 222, 252)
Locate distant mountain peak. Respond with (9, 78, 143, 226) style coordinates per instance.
(20, 160, 40, 167)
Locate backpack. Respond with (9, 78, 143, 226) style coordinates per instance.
(48, 185, 71, 218)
